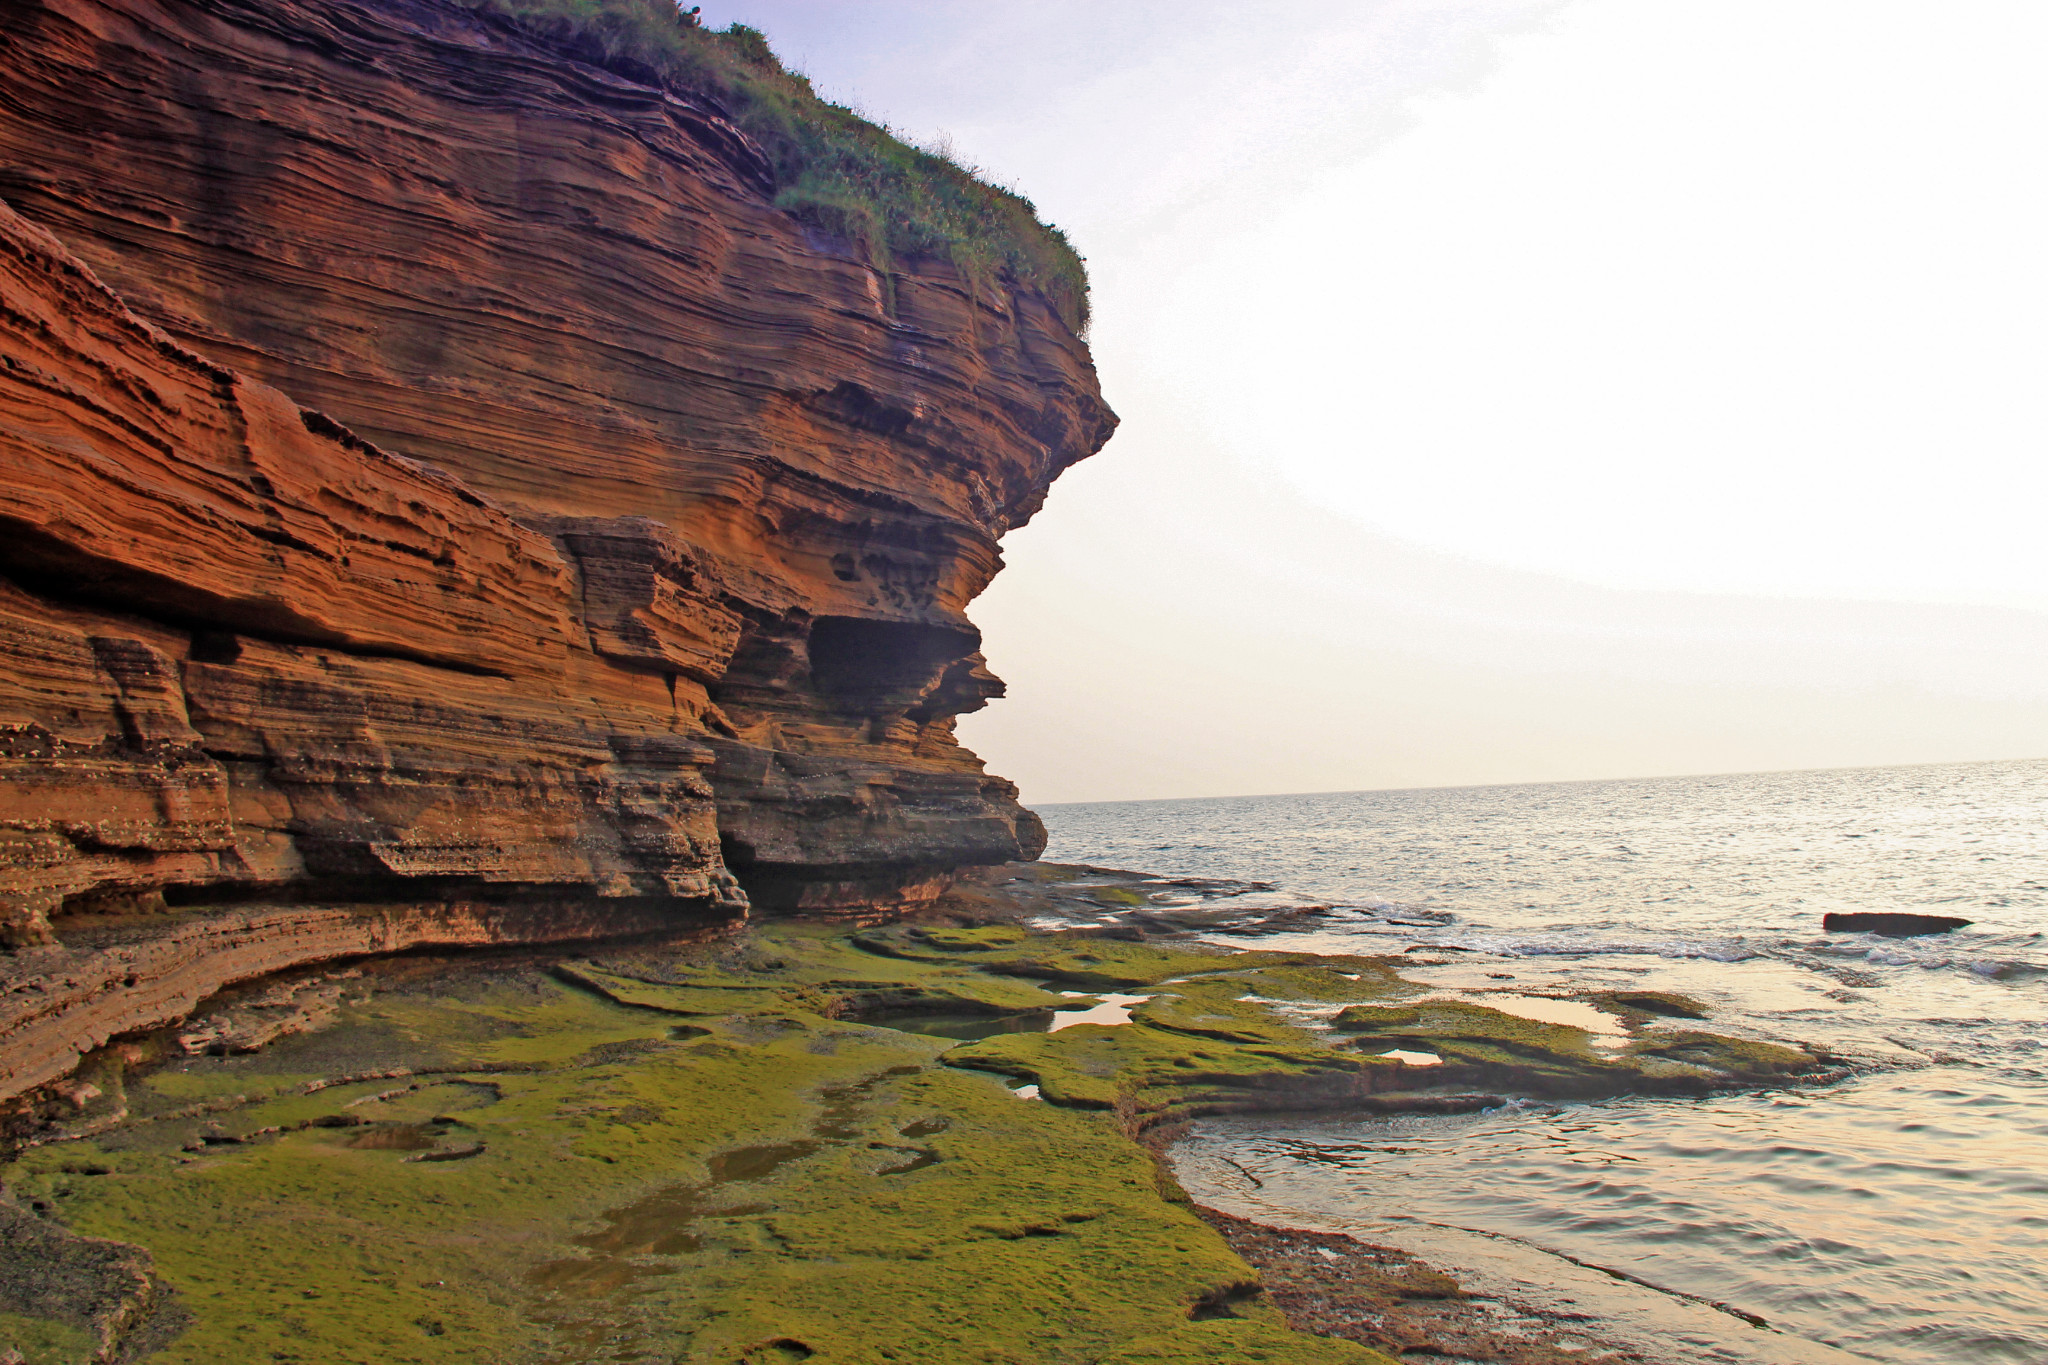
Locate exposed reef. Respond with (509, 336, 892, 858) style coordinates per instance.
(0, 863, 1841, 1363)
(3, 927, 1390, 1363)
(0, 0, 1113, 1087)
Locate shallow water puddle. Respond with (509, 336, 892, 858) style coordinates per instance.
(1408, 991, 1630, 1047)
(1375, 1050, 1443, 1067)
(1049, 991, 1153, 1031)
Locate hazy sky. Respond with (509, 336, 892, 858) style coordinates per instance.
(699, 0, 2048, 802)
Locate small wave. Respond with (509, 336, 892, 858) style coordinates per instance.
(1412, 934, 1762, 962)
(1803, 937, 2047, 979)
(1255, 914, 2048, 984)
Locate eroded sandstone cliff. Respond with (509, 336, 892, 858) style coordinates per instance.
(0, 0, 1112, 1097)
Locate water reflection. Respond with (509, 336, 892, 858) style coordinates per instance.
(1178, 1068, 2048, 1365)
(1049, 760, 2048, 1364)
(1049, 992, 1152, 1031)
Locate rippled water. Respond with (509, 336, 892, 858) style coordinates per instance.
(1040, 759, 2048, 1365)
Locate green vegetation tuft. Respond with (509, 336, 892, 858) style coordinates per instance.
(457, 0, 1091, 330)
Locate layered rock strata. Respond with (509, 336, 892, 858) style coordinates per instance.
(0, 0, 1111, 1096)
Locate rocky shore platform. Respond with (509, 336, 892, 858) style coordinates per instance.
(0, 863, 1845, 1364)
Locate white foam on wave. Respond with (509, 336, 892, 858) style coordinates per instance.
(1809, 935, 2046, 979)
(1407, 931, 2044, 981)
(1418, 934, 1763, 963)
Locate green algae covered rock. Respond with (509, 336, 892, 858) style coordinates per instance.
(854, 925, 1261, 988)
(2, 930, 1387, 1364)
(1578, 989, 1711, 1021)
(949, 1018, 1385, 1114)
(854, 924, 1407, 995)
(1, 922, 1828, 1363)
(1333, 998, 1826, 1097)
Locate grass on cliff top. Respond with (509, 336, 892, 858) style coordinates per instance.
(459, 0, 1091, 332)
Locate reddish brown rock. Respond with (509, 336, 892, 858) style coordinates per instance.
(0, 0, 1110, 1091)
(0, 202, 575, 680)
(2, 896, 731, 1101)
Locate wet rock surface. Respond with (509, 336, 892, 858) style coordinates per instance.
(887, 871, 1834, 1127)
(1197, 1210, 1648, 1365)
(946, 862, 1353, 939)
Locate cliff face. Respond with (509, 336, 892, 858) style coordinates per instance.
(0, 0, 1112, 1094)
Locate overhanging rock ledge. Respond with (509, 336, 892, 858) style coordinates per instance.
(0, 0, 1114, 1099)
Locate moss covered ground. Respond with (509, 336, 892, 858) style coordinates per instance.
(2, 929, 1396, 1364)
(0, 920, 1833, 1363)
(0, 1311, 94, 1365)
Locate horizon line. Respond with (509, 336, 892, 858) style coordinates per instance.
(1030, 753, 2046, 808)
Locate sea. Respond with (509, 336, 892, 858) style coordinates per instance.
(1038, 758, 2048, 1365)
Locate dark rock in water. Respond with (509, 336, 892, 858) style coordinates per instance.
(1823, 912, 1973, 937)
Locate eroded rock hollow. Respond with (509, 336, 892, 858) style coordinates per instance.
(0, 0, 1113, 1098)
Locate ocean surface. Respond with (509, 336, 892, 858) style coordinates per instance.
(1038, 759, 2048, 1365)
